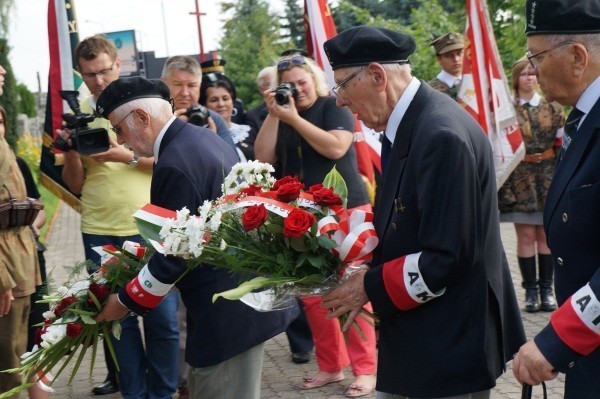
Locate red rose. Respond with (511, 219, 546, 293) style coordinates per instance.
(283, 208, 316, 238)
(307, 184, 324, 194)
(311, 187, 342, 207)
(66, 323, 84, 338)
(34, 327, 45, 346)
(88, 283, 111, 307)
(276, 181, 304, 202)
(241, 185, 263, 197)
(242, 204, 268, 231)
(54, 295, 77, 317)
(273, 175, 300, 190)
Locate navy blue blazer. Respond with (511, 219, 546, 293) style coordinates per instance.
(363, 82, 525, 397)
(538, 96, 600, 399)
(120, 118, 298, 367)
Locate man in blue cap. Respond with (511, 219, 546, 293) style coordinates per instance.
(320, 25, 525, 398)
(512, 1, 600, 398)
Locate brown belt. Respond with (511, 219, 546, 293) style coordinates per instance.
(523, 147, 556, 163)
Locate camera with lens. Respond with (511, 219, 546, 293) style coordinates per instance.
(183, 103, 211, 128)
(53, 90, 109, 156)
(274, 82, 299, 105)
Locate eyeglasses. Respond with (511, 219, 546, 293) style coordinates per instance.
(331, 66, 366, 98)
(277, 56, 306, 71)
(526, 41, 574, 69)
(110, 110, 135, 135)
(81, 60, 115, 80)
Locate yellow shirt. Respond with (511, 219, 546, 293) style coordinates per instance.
(79, 99, 152, 235)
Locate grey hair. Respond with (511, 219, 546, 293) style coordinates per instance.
(161, 55, 202, 79)
(112, 98, 173, 131)
(545, 33, 600, 62)
(257, 66, 275, 89)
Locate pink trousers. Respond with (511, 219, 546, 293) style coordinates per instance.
(300, 296, 377, 376)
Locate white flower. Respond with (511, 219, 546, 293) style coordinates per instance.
(67, 280, 91, 298)
(40, 323, 67, 348)
(42, 310, 56, 319)
(198, 200, 212, 222)
(220, 239, 228, 250)
(56, 286, 68, 296)
(209, 211, 222, 232)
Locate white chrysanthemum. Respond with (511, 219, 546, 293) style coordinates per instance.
(163, 234, 188, 255)
(159, 218, 176, 238)
(198, 200, 212, 222)
(42, 310, 56, 319)
(209, 211, 222, 231)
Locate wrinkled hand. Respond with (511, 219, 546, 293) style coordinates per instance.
(89, 137, 134, 164)
(95, 293, 130, 322)
(320, 270, 368, 331)
(512, 340, 559, 386)
(0, 289, 14, 316)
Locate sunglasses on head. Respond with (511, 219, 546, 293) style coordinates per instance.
(277, 56, 306, 71)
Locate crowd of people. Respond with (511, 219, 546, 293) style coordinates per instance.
(1, 0, 599, 398)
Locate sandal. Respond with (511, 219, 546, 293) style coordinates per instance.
(346, 382, 375, 397)
(300, 372, 345, 389)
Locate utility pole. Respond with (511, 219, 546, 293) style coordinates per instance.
(189, 0, 206, 61)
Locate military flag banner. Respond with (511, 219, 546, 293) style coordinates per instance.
(458, 0, 525, 189)
(40, 0, 83, 211)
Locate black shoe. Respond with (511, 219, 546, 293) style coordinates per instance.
(92, 380, 119, 395)
(291, 352, 311, 364)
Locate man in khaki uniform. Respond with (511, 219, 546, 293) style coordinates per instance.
(428, 32, 465, 100)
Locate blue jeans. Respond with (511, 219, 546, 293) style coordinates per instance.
(83, 233, 180, 399)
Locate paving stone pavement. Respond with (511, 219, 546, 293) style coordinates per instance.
(42, 202, 564, 399)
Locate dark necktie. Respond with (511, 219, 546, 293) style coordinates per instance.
(381, 134, 392, 176)
(562, 108, 584, 151)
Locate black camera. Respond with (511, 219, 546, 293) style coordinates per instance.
(184, 103, 211, 128)
(53, 90, 110, 156)
(274, 82, 298, 105)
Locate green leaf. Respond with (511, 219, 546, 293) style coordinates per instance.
(317, 235, 339, 250)
(80, 314, 96, 325)
(212, 276, 297, 302)
(289, 237, 309, 252)
(264, 223, 283, 235)
(307, 255, 323, 268)
(134, 218, 163, 243)
(322, 166, 348, 205)
(112, 321, 122, 340)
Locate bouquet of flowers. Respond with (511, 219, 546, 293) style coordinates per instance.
(0, 242, 148, 399)
(133, 160, 379, 313)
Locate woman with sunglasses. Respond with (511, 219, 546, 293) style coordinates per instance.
(498, 55, 565, 314)
(254, 54, 376, 398)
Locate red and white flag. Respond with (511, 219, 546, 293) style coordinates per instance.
(458, 0, 524, 189)
(304, 0, 378, 198)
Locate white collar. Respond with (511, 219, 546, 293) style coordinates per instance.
(518, 92, 541, 107)
(436, 69, 462, 88)
(153, 116, 177, 162)
(385, 77, 421, 144)
(575, 75, 600, 122)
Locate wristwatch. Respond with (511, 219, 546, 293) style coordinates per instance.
(128, 154, 139, 168)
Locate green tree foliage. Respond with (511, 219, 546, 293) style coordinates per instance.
(0, 0, 15, 38)
(219, 0, 291, 109)
(0, 38, 19, 150)
(282, 0, 306, 51)
(16, 83, 37, 117)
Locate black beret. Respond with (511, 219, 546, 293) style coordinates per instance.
(526, 0, 600, 36)
(200, 58, 226, 75)
(280, 49, 309, 57)
(96, 77, 170, 118)
(324, 26, 416, 70)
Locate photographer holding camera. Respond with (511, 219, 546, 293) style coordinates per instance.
(254, 53, 377, 397)
(160, 55, 237, 156)
(56, 35, 179, 399)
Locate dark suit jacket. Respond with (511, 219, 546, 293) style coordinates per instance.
(246, 102, 268, 134)
(539, 97, 600, 399)
(363, 82, 525, 397)
(119, 118, 297, 367)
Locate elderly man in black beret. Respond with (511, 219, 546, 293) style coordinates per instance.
(320, 26, 525, 398)
(94, 76, 298, 399)
(512, 1, 600, 398)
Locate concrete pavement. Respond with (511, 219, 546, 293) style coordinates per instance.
(42, 202, 564, 398)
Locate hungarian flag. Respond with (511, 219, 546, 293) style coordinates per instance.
(304, 0, 378, 203)
(39, 0, 83, 211)
(458, 0, 525, 189)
